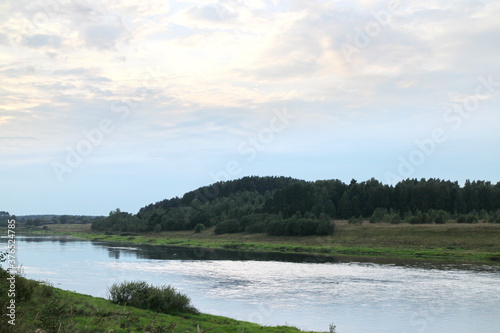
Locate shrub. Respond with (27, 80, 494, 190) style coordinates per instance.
(266, 220, 287, 236)
(35, 282, 54, 298)
(108, 281, 198, 314)
(388, 214, 401, 224)
(214, 220, 240, 234)
(370, 208, 387, 223)
(239, 214, 262, 229)
(478, 209, 489, 221)
(108, 280, 149, 305)
(408, 216, 417, 224)
(409, 211, 432, 224)
(240, 214, 276, 233)
(456, 214, 478, 224)
(421, 212, 432, 224)
(39, 298, 66, 332)
(285, 219, 304, 235)
(266, 218, 334, 236)
(245, 222, 266, 233)
(434, 210, 447, 224)
(487, 212, 498, 223)
(317, 221, 335, 235)
(14, 274, 37, 302)
(144, 285, 196, 314)
(194, 223, 205, 233)
(348, 216, 363, 225)
(120, 232, 138, 236)
(465, 215, 478, 224)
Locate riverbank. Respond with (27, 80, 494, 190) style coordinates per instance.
(0, 268, 319, 333)
(21, 222, 500, 264)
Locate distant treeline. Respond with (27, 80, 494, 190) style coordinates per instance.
(91, 176, 500, 236)
(0, 212, 99, 227)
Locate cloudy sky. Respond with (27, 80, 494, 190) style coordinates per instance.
(1, 0, 499, 216)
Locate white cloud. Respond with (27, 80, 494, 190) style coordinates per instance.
(188, 3, 239, 22)
(0, 33, 8, 45)
(0, 0, 499, 214)
(80, 23, 128, 50)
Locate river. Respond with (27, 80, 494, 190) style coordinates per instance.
(2, 236, 500, 333)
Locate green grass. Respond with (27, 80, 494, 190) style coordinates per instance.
(1, 271, 319, 333)
(14, 221, 500, 264)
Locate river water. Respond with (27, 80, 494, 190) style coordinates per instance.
(2, 236, 500, 333)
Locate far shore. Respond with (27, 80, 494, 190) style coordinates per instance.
(11, 221, 500, 264)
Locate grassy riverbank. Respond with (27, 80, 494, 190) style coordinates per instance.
(25, 222, 500, 264)
(0, 270, 319, 333)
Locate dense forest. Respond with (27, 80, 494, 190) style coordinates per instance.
(91, 176, 500, 236)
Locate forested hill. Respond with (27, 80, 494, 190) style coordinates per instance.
(91, 176, 500, 236)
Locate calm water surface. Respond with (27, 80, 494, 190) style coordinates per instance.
(2, 236, 500, 333)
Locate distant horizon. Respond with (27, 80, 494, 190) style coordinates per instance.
(1, 1, 499, 217)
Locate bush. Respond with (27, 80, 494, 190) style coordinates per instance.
(0, 268, 38, 303)
(370, 208, 387, 223)
(108, 281, 149, 305)
(39, 298, 66, 332)
(388, 214, 401, 224)
(15, 275, 38, 301)
(457, 214, 478, 224)
(465, 215, 478, 224)
(266, 220, 287, 236)
(266, 218, 334, 236)
(108, 281, 198, 314)
(285, 219, 304, 235)
(214, 220, 240, 234)
(408, 211, 432, 224)
(434, 210, 447, 224)
(35, 282, 54, 298)
(487, 212, 499, 223)
(194, 223, 205, 233)
(407, 215, 416, 224)
(240, 214, 276, 233)
(348, 217, 363, 225)
(245, 222, 266, 233)
(317, 221, 335, 235)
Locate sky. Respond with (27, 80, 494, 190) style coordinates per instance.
(1, 0, 499, 216)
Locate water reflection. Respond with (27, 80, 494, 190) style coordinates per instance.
(88, 240, 500, 273)
(2, 236, 499, 272)
(93, 241, 341, 263)
(7, 236, 76, 245)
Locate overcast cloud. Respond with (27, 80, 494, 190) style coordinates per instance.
(1, 0, 499, 215)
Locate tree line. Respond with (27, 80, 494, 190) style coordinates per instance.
(0, 213, 99, 227)
(91, 176, 500, 236)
